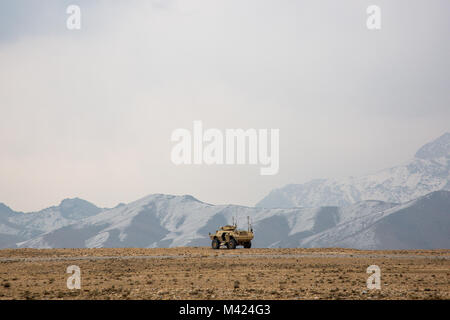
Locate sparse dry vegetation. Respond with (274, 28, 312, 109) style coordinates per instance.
(0, 248, 448, 300)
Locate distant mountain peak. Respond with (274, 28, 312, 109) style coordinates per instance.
(180, 194, 201, 202)
(59, 197, 89, 206)
(415, 132, 450, 160)
(0, 202, 16, 215)
(139, 193, 202, 203)
(57, 198, 101, 219)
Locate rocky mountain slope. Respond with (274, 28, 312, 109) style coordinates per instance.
(11, 191, 450, 250)
(256, 133, 450, 208)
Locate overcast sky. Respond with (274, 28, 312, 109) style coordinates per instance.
(0, 0, 449, 211)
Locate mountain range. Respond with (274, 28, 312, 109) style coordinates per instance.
(0, 198, 101, 248)
(257, 132, 450, 208)
(0, 133, 449, 250)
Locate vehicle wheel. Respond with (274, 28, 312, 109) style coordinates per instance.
(211, 238, 220, 249)
(227, 238, 237, 249)
(243, 241, 251, 248)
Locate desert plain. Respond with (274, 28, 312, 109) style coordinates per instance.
(0, 247, 448, 300)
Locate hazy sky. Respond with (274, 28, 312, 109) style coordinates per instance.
(0, 0, 449, 211)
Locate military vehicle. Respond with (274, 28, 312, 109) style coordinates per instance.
(209, 216, 254, 249)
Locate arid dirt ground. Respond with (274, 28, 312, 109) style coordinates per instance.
(0, 248, 448, 300)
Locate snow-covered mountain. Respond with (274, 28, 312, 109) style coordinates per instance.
(2, 133, 449, 250)
(0, 198, 101, 248)
(256, 132, 450, 208)
(12, 191, 450, 250)
(299, 190, 450, 250)
(16, 194, 312, 249)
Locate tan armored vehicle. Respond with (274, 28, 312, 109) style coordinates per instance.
(209, 217, 254, 249)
